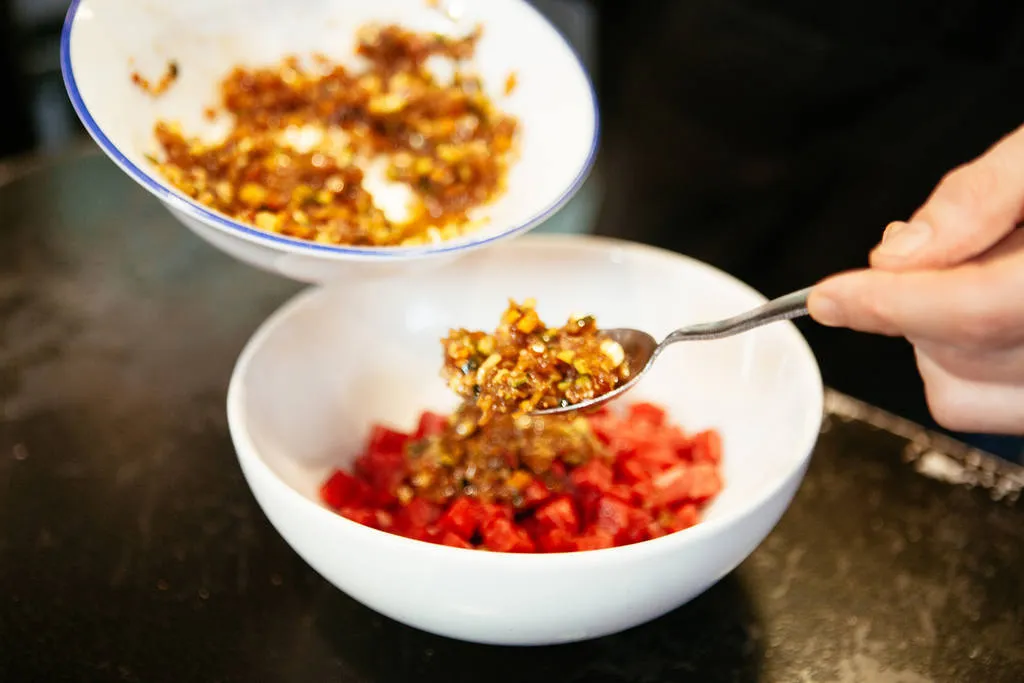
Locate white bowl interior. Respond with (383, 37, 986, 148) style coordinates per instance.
(238, 236, 823, 525)
(66, 0, 597, 249)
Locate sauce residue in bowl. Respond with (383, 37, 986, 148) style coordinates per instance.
(142, 24, 518, 247)
(131, 60, 179, 97)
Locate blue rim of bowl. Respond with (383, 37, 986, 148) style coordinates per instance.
(59, 0, 600, 260)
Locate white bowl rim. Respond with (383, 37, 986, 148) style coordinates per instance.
(60, 0, 600, 261)
(227, 233, 825, 566)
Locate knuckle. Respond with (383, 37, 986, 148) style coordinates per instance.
(923, 380, 972, 432)
(935, 163, 1000, 218)
(862, 280, 901, 335)
(917, 350, 973, 431)
(949, 283, 1014, 349)
(958, 310, 1008, 348)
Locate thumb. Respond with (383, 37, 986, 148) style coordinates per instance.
(807, 266, 985, 342)
(809, 226, 1024, 343)
(870, 123, 1024, 271)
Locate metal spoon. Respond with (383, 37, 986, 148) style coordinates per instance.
(531, 287, 812, 416)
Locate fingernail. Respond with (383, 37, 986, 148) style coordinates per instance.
(809, 294, 843, 327)
(876, 221, 932, 257)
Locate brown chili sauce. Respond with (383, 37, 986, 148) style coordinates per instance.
(441, 299, 630, 424)
(399, 300, 629, 505)
(148, 24, 517, 247)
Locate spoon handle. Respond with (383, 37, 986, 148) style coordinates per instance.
(661, 287, 812, 345)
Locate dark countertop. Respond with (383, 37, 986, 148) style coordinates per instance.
(1, 152, 1022, 682)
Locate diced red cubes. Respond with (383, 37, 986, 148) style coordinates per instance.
(413, 411, 448, 439)
(438, 496, 481, 540)
(319, 403, 724, 553)
(481, 516, 535, 553)
(320, 470, 370, 509)
(535, 497, 580, 535)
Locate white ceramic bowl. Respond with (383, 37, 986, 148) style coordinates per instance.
(227, 235, 824, 645)
(61, 0, 597, 283)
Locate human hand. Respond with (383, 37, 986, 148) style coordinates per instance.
(807, 123, 1024, 435)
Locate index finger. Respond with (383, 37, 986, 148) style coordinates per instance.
(809, 229, 1024, 347)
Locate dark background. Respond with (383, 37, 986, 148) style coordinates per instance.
(0, 0, 1021, 461)
(590, 0, 1024, 461)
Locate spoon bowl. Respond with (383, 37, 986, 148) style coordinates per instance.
(532, 328, 658, 416)
(533, 288, 812, 416)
